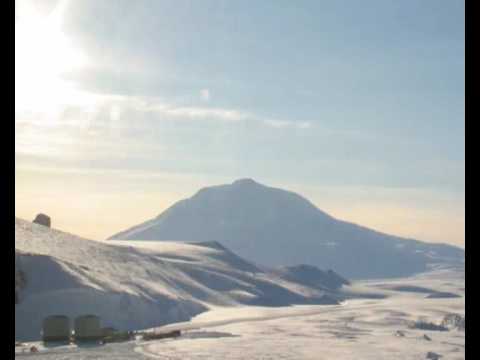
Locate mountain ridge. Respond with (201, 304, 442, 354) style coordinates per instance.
(109, 179, 464, 279)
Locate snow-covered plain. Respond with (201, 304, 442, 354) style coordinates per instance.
(16, 267, 464, 359)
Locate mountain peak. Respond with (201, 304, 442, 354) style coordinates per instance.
(108, 180, 464, 279)
(232, 178, 260, 186)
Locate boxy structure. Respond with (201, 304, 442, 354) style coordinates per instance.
(73, 315, 102, 341)
(101, 327, 117, 337)
(42, 315, 71, 342)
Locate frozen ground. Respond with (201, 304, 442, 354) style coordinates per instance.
(16, 267, 464, 359)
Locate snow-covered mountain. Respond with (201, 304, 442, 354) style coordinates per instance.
(109, 178, 464, 279)
(15, 218, 345, 341)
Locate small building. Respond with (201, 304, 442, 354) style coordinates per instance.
(42, 315, 70, 342)
(73, 315, 102, 341)
(101, 327, 117, 337)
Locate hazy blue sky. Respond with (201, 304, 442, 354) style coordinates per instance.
(15, 0, 464, 245)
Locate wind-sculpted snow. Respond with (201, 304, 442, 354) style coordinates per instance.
(15, 218, 344, 341)
(109, 179, 464, 279)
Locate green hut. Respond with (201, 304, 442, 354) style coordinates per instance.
(73, 315, 102, 341)
(42, 315, 70, 342)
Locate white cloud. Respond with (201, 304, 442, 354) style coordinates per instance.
(143, 101, 312, 128)
(200, 88, 210, 102)
(158, 106, 246, 122)
(110, 104, 122, 122)
(262, 118, 312, 129)
(15, 92, 313, 164)
(133, 100, 247, 122)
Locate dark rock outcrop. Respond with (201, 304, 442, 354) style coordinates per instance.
(33, 214, 51, 228)
(409, 320, 447, 332)
(425, 292, 460, 299)
(441, 314, 465, 331)
(275, 264, 350, 291)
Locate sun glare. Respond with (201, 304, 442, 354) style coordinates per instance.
(15, 0, 89, 124)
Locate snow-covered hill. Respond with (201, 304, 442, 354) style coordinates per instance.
(109, 179, 465, 279)
(15, 218, 344, 341)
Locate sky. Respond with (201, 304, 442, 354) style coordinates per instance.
(15, 0, 465, 247)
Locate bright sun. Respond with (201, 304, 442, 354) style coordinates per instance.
(15, 0, 89, 123)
